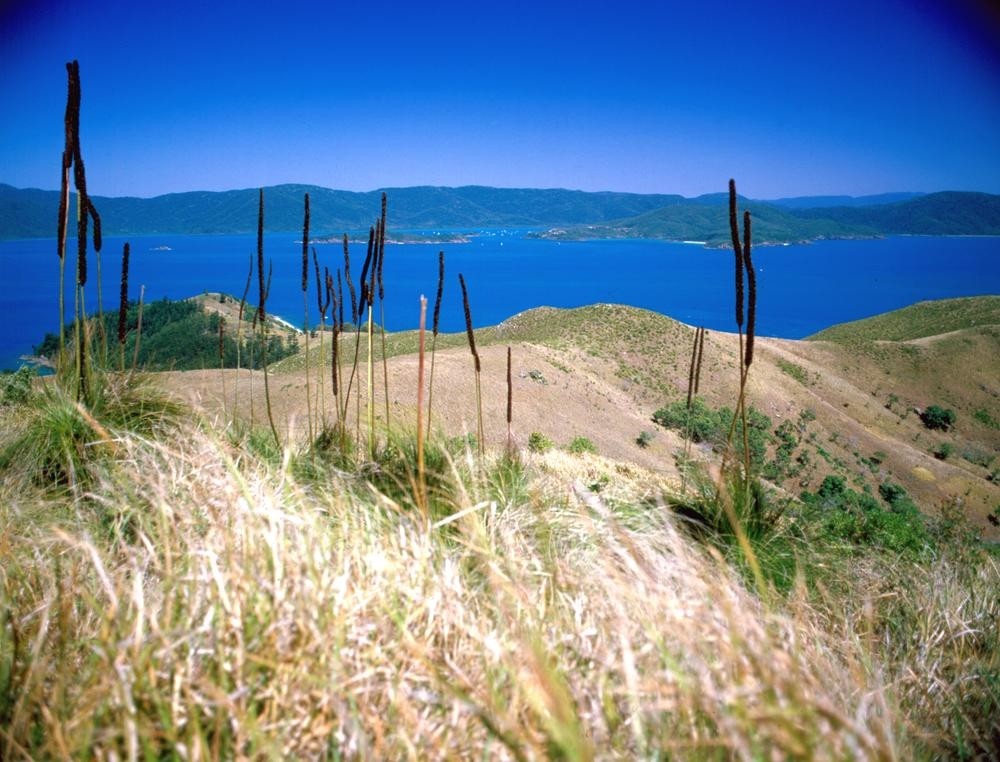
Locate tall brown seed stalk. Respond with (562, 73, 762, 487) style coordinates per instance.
(377, 195, 391, 436)
(56, 63, 78, 364)
(459, 273, 484, 457)
(301, 193, 313, 442)
(717, 179, 765, 593)
(506, 345, 513, 455)
(694, 326, 706, 395)
(117, 242, 129, 371)
(257, 189, 281, 449)
(312, 247, 330, 429)
(235, 253, 253, 418)
(416, 296, 428, 516)
(218, 316, 227, 417)
(740, 209, 756, 477)
(426, 250, 444, 439)
(366, 225, 377, 457)
(345, 227, 375, 451)
(132, 284, 144, 372)
(61, 61, 101, 401)
(326, 268, 340, 429)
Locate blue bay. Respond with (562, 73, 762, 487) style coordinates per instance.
(1, 232, 999, 370)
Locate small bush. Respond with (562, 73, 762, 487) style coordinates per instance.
(652, 398, 772, 469)
(527, 431, 552, 453)
(567, 436, 597, 455)
(932, 442, 953, 460)
(635, 430, 654, 448)
(920, 405, 956, 431)
(961, 447, 994, 468)
(803, 478, 933, 557)
(1, 366, 35, 406)
(652, 398, 718, 442)
(973, 408, 1000, 430)
(777, 359, 810, 385)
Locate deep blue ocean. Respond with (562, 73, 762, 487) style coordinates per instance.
(2, 231, 999, 370)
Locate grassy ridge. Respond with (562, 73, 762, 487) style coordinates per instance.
(808, 295, 1000, 343)
(1, 408, 997, 758)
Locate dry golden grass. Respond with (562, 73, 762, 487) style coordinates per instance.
(2, 410, 998, 759)
(159, 303, 1000, 535)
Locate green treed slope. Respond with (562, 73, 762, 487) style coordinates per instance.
(3, 184, 1000, 242)
(530, 191, 1000, 245)
(531, 197, 876, 245)
(807, 295, 1000, 343)
(0, 184, 683, 238)
(790, 192, 1000, 235)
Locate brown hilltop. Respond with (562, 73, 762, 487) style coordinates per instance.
(165, 298, 1000, 537)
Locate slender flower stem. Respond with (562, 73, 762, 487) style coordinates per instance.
(117, 242, 129, 372)
(459, 273, 483, 457)
(302, 193, 313, 443)
(416, 295, 428, 516)
(426, 251, 444, 439)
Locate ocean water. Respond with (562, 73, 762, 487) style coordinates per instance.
(1, 232, 999, 370)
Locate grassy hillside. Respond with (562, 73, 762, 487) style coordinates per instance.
(808, 295, 1000, 342)
(3, 312, 999, 758)
(159, 299, 1000, 536)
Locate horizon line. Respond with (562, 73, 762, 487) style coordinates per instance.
(2, 181, 963, 202)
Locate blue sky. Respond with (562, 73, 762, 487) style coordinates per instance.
(1, 0, 998, 198)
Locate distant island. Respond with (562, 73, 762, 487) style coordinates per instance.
(312, 231, 474, 245)
(2, 183, 999, 245)
(527, 191, 1000, 247)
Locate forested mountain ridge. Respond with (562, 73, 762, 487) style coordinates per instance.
(3, 183, 998, 242)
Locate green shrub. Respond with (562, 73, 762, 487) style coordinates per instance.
(34, 298, 296, 371)
(670, 471, 794, 592)
(567, 436, 597, 455)
(635, 430, 654, 448)
(961, 447, 994, 468)
(652, 398, 718, 442)
(652, 398, 772, 469)
(527, 432, 553, 453)
(1, 366, 35, 406)
(776, 359, 810, 385)
(932, 442, 953, 460)
(0, 373, 182, 492)
(763, 420, 799, 481)
(920, 405, 956, 431)
(802, 478, 932, 557)
(973, 408, 1000, 430)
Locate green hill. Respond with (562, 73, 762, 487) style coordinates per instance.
(0, 183, 682, 238)
(529, 191, 1000, 245)
(530, 197, 875, 245)
(4, 184, 999, 242)
(807, 295, 1000, 343)
(789, 192, 1000, 235)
